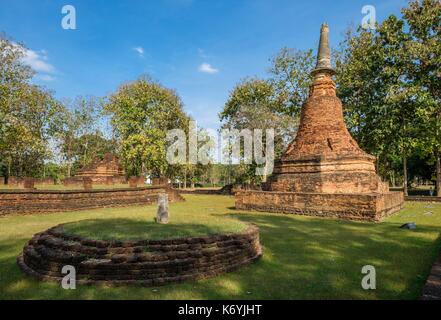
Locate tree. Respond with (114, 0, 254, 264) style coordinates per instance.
(0, 36, 63, 178)
(402, 0, 441, 196)
(104, 76, 189, 177)
(336, 1, 440, 195)
(268, 48, 315, 117)
(336, 14, 428, 196)
(56, 96, 103, 177)
(71, 132, 117, 174)
(219, 48, 315, 184)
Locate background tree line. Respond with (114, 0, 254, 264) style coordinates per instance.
(0, 36, 210, 185)
(220, 0, 440, 196)
(1, 0, 439, 194)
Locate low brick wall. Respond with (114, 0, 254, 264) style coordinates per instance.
(4, 177, 56, 186)
(0, 186, 184, 216)
(421, 249, 441, 300)
(17, 223, 262, 286)
(235, 190, 404, 222)
(178, 188, 223, 195)
(405, 196, 441, 203)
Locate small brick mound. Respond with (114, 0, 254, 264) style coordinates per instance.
(17, 224, 262, 286)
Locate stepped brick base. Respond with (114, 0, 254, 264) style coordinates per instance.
(17, 224, 262, 286)
(235, 190, 404, 222)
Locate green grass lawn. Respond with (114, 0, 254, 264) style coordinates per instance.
(63, 214, 245, 241)
(1, 194, 441, 300)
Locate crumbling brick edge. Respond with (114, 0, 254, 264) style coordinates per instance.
(421, 238, 441, 300)
(17, 223, 262, 287)
(0, 186, 184, 217)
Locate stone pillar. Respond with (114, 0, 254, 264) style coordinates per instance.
(24, 178, 35, 189)
(129, 176, 138, 188)
(156, 193, 169, 224)
(83, 178, 93, 190)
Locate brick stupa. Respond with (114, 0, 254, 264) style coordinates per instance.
(64, 153, 126, 185)
(75, 153, 125, 180)
(235, 24, 404, 221)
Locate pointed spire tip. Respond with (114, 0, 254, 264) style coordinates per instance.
(312, 22, 335, 75)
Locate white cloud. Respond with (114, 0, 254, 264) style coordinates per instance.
(198, 63, 219, 74)
(37, 74, 56, 82)
(133, 46, 144, 57)
(7, 42, 57, 81)
(21, 48, 55, 73)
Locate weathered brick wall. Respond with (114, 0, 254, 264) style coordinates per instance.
(63, 176, 127, 185)
(4, 177, 55, 186)
(17, 223, 262, 286)
(235, 190, 403, 222)
(405, 196, 441, 203)
(0, 186, 184, 216)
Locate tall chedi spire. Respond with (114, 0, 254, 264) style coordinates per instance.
(281, 22, 364, 159)
(236, 23, 403, 222)
(312, 23, 335, 75)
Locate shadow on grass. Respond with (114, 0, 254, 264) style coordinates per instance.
(207, 211, 441, 299)
(1, 210, 441, 299)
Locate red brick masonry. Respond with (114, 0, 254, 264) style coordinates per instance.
(235, 190, 404, 222)
(0, 186, 184, 216)
(405, 196, 441, 203)
(235, 26, 404, 221)
(421, 250, 441, 300)
(17, 224, 262, 286)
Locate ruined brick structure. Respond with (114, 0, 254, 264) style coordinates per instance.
(63, 153, 126, 185)
(18, 223, 262, 286)
(236, 24, 403, 222)
(0, 186, 183, 216)
(4, 177, 55, 186)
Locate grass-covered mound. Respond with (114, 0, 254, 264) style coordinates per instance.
(63, 216, 246, 241)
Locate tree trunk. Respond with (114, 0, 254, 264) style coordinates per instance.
(436, 154, 441, 197)
(375, 154, 380, 174)
(7, 156, 11, 177)
(67, 162, 72, 178)
(403, 156, 408, 196)
(391, 170, 395, 187)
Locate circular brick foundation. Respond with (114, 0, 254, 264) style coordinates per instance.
(17, 223, 262, 286)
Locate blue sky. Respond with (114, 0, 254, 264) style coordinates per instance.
(0, 0, 408, 129)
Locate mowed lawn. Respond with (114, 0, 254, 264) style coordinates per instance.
(1, 194, 441, 300)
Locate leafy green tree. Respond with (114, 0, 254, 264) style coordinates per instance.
(71, 132, 117, 173)
(104, 76, 189, 177)
(220, 48, 314, 184)
(268, 48, 315, 117)
(402, 0, 441, 195)
(336, 0, 441, 195)
(0, 36, 63, 178)
(336, 14, 428, 195)
(56, 96, 103, 177)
